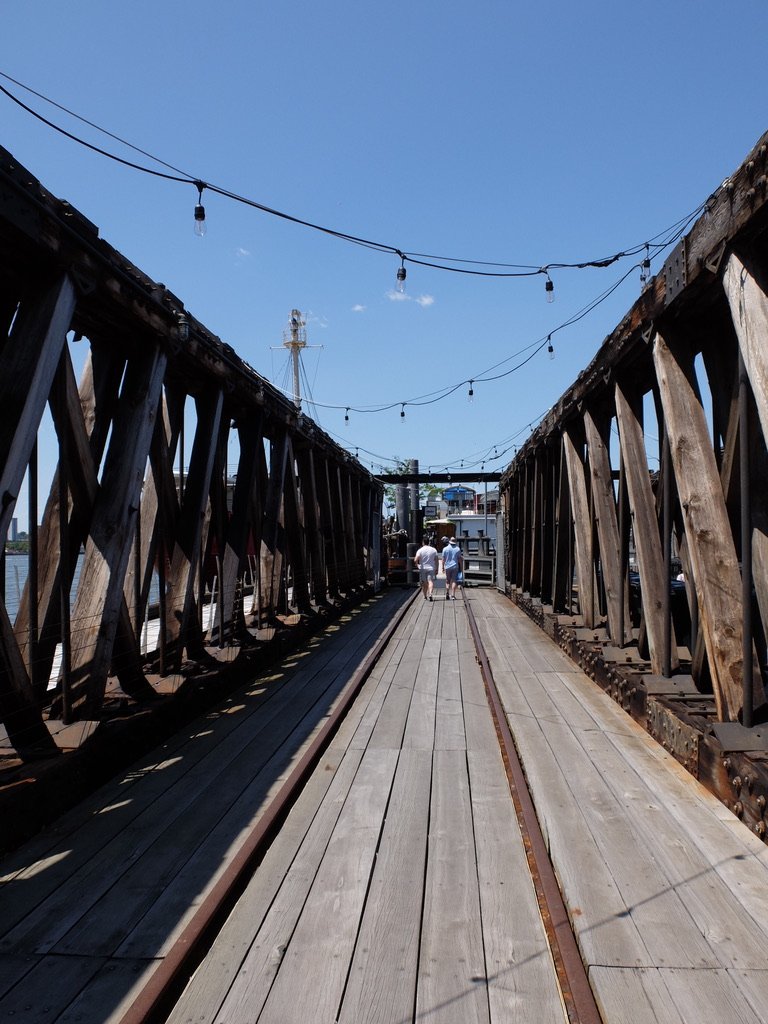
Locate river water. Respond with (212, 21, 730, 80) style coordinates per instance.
(3, 552, 159, 621)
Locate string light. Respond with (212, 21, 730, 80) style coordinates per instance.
(344, 407, 350, 424)
(0, 73, 711, 286)
(547, 335, 555, 359)
(396, 255, 407, 293)
(468, 380, 474, 403)
(400, 403, 406, 422)
(639, 243, 651, 285)
(544, 271, 554, 303)
(194, 180, 206, 237)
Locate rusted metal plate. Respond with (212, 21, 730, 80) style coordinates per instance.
(603, 645, 649, 666)
(647, 698, 700, 777)
(708, 722, 768, 753)
(664, 238, 687, 303)
(643, 674, 701, 697)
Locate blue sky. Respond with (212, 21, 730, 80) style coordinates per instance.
(3, 1, 768, 506)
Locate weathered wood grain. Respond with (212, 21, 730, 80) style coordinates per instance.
(653, 329, 761, 720)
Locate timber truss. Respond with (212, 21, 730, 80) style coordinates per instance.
(0, 145, 382, 760)
(499, 129, 768, 832)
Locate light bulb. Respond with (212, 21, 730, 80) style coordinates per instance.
(344, 408, 350, 424)
(396, 263, 406, 293)
(400, 404, 406, 422)
(547, 336, 555, 360)
(194, 181, 207, 237)
(640, 244, 651, 285)
(545, 274, 554, 303)
(468, 381, 474, 403)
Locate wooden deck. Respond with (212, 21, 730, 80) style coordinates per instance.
(2, 586, 768, 1022)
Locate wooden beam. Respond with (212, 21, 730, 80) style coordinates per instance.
(65, 345, 168, 718)
(0, 274, 75, 542)
(551, 441, 571, 612)
(260, 430, 289, 618)
(296, 447, 327, 603)
(653, 329, 762, 721)
(584, 406, 629, 644)
(218, 415, 263, 636)
(164, 390, 223, 660)
(615, 381, 677, 672)
(563, 425, 596, 627)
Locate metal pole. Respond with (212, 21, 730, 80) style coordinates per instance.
(739, 349, 753, 727)
(409, 459, 419, 545)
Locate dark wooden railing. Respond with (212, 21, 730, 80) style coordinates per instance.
(0, 145, 382, 758)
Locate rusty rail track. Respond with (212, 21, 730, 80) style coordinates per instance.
(121, 587, 600, 1023)
(463, 593, 603, 1024)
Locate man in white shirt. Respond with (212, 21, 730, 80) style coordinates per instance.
(414, 537, 439, 601)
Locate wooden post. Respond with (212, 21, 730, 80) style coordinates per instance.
(219, 415, 263, 635)
(653, 329, 761, 721)
(65, 345, 168, 717)
(563, 425, 596, 627)
(164, 389, 223, 662)
(260, 429, 289, 619)
(614, 381, 677, 673)
(552, 440, 571, 613)
(583, 405, 629, 644)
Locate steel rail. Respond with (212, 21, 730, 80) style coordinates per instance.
(463, 593, 603, 1024)
(119, 588, 419, 1024)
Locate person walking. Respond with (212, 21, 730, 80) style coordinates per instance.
(414, 537, 439, 601)
(442, 537, 463, 600)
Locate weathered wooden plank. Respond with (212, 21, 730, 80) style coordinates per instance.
(0, 274, 75, 541)
(563, 425, 596, 627)
(338, 749, 432, 1024)
(255, 748, 398, 1024)
(416, 748, 489, 1023)
(468, 747, 568, 1023)
(217, 416, 263, 637)
(653, 329, 761, 720)
(282, 437, 311, 612)
(551, 440, 572, 612)
(296, 446, 327, 603)
(0, 954, 103, 1024)
(402, 643, 438, 750)
(723, 251, 768, 446)
(259, 429, 289, 618)
(164, 389, 223, 659)
(64, 344, 168, 718)
(18, 345, 123, 683)
(615, 380, 678, 674)
(122, 390, 182, 636)
(167, 743, 363, 1024)
(584, 405, 630, 644)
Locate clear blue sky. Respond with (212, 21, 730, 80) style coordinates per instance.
(3, 1, 768, 514)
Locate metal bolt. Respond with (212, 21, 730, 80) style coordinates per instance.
(756, 821, 766, 837)
(733, 775, 742, 790)
(758, 795, 766, 811)
(734, 801, 744, 817)
(723, 758, 732, 772)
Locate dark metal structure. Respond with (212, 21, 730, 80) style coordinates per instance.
(0, 145, 382, 760)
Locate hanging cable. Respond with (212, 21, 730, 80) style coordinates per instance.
(0, 71, 711, 283)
